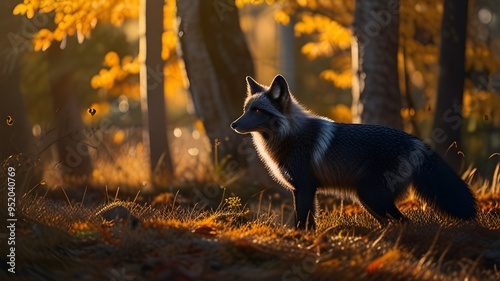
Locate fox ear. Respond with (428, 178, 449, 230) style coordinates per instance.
(246, 76, 265, 95)
(268, 74, 290, 102)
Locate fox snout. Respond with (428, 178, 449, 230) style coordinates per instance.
(230, 120, 238, 131)
(231, 111, 261, 134)
(230, 117, 249, 134)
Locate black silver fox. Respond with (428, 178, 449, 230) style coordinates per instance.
(231, 75, 477, 229)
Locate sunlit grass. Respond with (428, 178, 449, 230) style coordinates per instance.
(37, 126, 214, 192)
(2, 132, 500, 280)
(8, 190, 499, 280)
(3, 167, 498, 281)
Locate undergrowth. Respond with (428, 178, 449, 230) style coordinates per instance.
(1, 145, 499, 280)
(0, 184, 499, 280)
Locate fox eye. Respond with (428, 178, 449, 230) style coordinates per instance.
(253, 108, 261, 113)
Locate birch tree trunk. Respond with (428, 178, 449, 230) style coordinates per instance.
(352, 0, 402, 129)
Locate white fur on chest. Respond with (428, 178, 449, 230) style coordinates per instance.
(251, 133, 295, 190)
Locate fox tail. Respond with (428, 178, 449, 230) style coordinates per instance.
(412, 151, 477, 219)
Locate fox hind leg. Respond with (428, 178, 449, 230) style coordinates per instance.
(386, 202, 407, 222)
(357, 184, 407, 225)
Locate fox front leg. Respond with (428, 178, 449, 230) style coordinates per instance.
(292, 187, 317, 230)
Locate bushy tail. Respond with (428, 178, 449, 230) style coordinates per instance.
(412, 151, 477, 219)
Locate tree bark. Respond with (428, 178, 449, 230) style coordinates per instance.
(431, 0, 468, 172)
(0, 66, 34, 160)
(352, 0, 402, 129)
(140, 0, 174, 184)
(177, 0, 273, 185)
(0, 0, 44, 193)
(48, 46, 92, 178)
(0, 0, 34, 161)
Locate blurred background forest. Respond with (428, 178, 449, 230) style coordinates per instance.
(1, 0, 500, 197)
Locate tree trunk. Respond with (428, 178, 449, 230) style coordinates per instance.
(140, 0, 174, 184)
(279, 19, 296, 90)
(352, 0, 402, 129)
(48, 46, 92, 179)
(177, 0, 273, 186)
(0, 0, 34, 161)
(0, 0, 42, 195)
(431, 0, 468, 172)
(0, 66, 34, 160)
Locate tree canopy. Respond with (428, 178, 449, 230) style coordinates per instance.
(238, 0, 500, 135)
(13, 0, 139, 51)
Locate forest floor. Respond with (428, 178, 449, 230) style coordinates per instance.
(1, 149, 500, 280)
(1, 187, 499, 281)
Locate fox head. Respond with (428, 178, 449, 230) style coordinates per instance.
(231, 75, 303, 138)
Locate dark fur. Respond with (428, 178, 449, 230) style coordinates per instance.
(231, 75, 477, 229)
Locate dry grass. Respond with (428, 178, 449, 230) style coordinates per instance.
(37, 126, 215, 191)
(1, 131, 500, 280)
(1, 181, 499, 280)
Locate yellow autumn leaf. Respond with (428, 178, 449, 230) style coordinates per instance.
(63, 4, 73, 14)
(26, 6, 35, 19)
(322, 21, 351, 50)
(122, 58, 140, 74)
(97, 69, 114, 89)
(274, 10, 290, 25)
(90, 75, 101, 89)
(108, 65, 120, 78)
(121, 55, 134, 66)
(295, 14, 315, 35)
(104, 51, 120, 67)
(297, 0, 308, 7)
(321, 69, 352, 89)
(54, 11, 64, 24)
(33, 40, 43, 52)
(110, 12, 125, 25)
(37, 28, 53, 38)
(301, 41, 333, 59)
(39, 4, 54, 14)
(33, 38, 51, 52)
(12, 3, 27, 15)
(163, 30, 176, 44)
(62, 14, 76, 27)
(33, 29, 54, 51)
(330, 104, 352, 123)
(51, 28, 62, 41)
(41, 39, 51, 51)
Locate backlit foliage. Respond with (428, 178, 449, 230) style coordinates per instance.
(90, 52, 140, 90)
(13, 0, 188, 117)
(160, 0, 188, 105)
(89, 0, 187, 110)
(13, 0, 139, 51)
(238, 0, 354, 90)
(238, 0, 500, 130)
